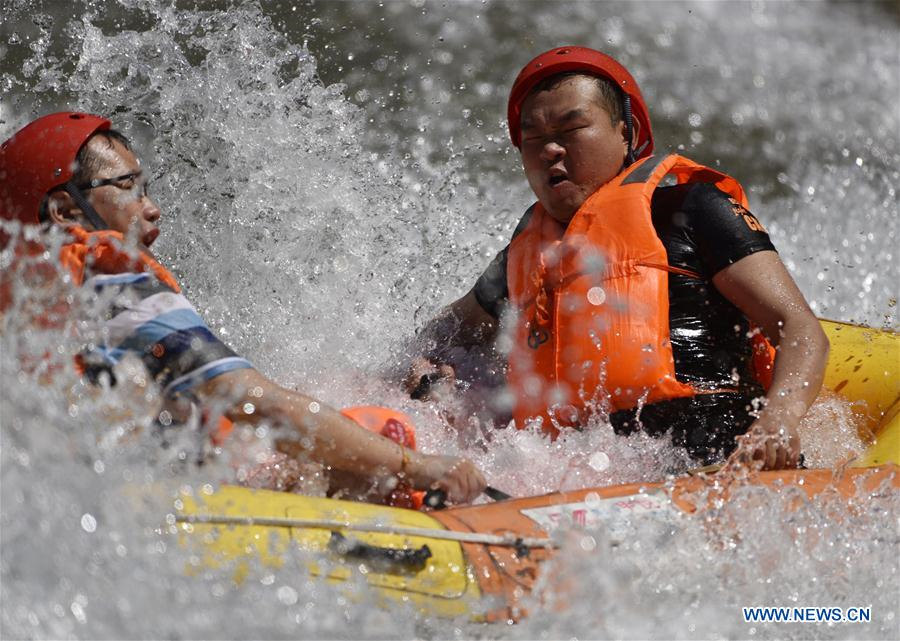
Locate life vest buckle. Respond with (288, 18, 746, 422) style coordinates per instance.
(527, 327, 549, 349)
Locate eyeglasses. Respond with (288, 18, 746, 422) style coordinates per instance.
(76, 171, 151, 198)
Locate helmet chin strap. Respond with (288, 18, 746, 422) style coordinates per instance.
(64, 181, 109, 232)
(623, 94, 636, 166)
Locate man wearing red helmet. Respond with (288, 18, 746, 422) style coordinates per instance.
(408, 47, 829, 471)
(0, 112, 486, 505)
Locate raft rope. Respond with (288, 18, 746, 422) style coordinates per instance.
(174, 513, 559, 550)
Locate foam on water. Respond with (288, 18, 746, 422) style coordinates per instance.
(1, 1, 898, 639)
(513, 476, 899, 640)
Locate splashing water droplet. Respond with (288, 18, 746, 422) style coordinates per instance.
(277, 585, 298, 605)
(588, 451, 610, 472)
(587, 287, 606, 306)
(80, 513, 97, 533)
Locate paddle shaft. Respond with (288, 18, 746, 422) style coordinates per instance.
(424, 485, 512, 510)
(484, 485, 513, 501)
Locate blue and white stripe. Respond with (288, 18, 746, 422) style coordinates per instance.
(81, 271, 252, 395)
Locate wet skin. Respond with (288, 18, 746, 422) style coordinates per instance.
(519, 75, 629, 225)
(49, 137, 162, 248)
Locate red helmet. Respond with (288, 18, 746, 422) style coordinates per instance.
(507, 46, 653, 159)
(0, 112, 111, 225)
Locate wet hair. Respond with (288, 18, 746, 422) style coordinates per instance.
(529, 72, 624, 125)
(70, 129, 133, 185)
(39, 129, 133, 223)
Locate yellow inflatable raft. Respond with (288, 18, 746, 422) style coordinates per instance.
(175, 319, 899, 621)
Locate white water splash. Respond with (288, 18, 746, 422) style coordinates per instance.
(2, 1, 898, 639)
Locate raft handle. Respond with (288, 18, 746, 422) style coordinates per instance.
(328, 531, 432, 573)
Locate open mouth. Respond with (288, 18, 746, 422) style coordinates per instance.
(549, 174, 567, 187)
(142, 227, 160, 248)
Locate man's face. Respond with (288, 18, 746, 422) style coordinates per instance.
(80, 137, 162, 248)
(519, 75, 627, 225)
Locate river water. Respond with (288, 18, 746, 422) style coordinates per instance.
(1, 1, 898, 639)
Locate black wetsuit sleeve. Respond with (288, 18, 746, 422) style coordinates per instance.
(472, 246, 510, 319)
(471, 204, 536, 318)
(678, 182, 777, 275)
(650, 182, 776, 397)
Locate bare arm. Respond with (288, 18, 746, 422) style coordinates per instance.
(713, 250, 830, 469)
(198, 368, 486, 502)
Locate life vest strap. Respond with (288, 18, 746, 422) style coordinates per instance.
(635, 261, 702, 280)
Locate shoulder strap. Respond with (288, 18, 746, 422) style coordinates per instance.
(617, 154, 749, 209)
(620, 154, 670, 186)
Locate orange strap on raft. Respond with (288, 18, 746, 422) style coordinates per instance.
(340, 406, 417, 449)
(341, 406, 423, 510)
(210, 405, 418, 449)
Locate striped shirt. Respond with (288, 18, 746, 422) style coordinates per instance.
(80, 272, 252, 396)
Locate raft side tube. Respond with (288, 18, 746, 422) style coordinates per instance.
(177, 486, 482, 618)
(819, 320, 899, 465)
(820, 319, 899, 433)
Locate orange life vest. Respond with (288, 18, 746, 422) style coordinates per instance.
(0, 236, 64, 321)
(59, 226, 180, 291)
(507, 154, 775, 437)
(0, 227, 183, 373)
